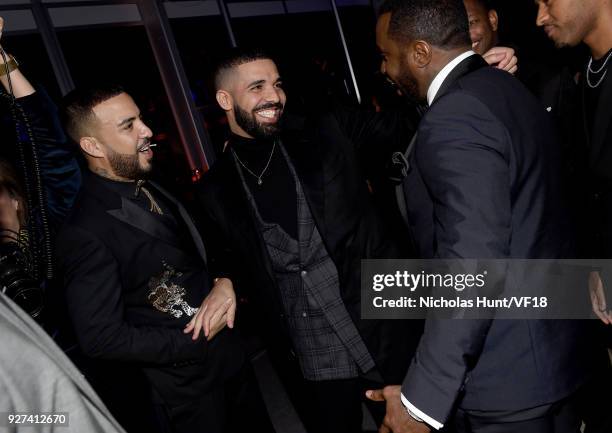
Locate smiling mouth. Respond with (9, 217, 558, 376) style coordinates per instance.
(255, 107, 282, 122)
(543, 25, 556, 37)
(138, 141, 157, 153)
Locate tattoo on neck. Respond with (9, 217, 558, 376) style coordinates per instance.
(92, 167, 132, 182)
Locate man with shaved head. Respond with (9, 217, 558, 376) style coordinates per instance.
(197, 47, 423, 433)
(366, 0, 590, 432)
(56, 84, 273, 433)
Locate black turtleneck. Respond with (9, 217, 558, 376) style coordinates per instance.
(230, 134, 298, 239)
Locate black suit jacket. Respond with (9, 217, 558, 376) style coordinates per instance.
(196, 112, 422, 384)
(579, 67, 612, 257)
(400, 55, 588, 423)
(56, 173, 244, 409)
(577, 61, 612, 348)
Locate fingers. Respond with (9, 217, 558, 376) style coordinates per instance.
(183, 307, 200, 333)
(496, 55, 512, 70)
(591, 286, 611, 325)
(482, 47, 519, 75)
(378, 424, 391, 433)
(207, 312, 228, 341)
(482, 51, 505, 66)
(366, 389, 386, 402)
(183, 320, 194, 334)
(501, 55, 518, 73)
(204, 298, 233, 337)
(226, 297, 236, 329)
(590, 276, 612, 324)
(191, 304, 208, 341)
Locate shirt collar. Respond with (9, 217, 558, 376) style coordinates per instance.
(91, 171, 139, 198)
(427, 50, 476, 105)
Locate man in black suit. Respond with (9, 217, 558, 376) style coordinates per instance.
(196, 47, 422, 433)
(55, 84, 272, 433)
(367, 1, 589, 432)
(536, 0, 612, 329)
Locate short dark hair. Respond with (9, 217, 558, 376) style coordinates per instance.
(213, 46, 274, 91)
(379, 0, 471, 49)
(471, 0, 496, 11)
(60, 83, 126, 144)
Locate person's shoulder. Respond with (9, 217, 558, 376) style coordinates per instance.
(459, 66, 526, 98)
(56, 180, 117, 240)
(426, 86, 490, 119)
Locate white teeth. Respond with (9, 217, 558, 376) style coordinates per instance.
(139, 145, 150, 152)
(257, 110, 276, 119)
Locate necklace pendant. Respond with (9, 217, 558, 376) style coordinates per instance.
(257, 178, 263, 185)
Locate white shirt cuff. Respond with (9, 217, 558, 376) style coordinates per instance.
(400, 393, 444, 430)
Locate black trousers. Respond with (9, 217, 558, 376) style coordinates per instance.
(297, 376, 386, 433)
(452, 393, 581, 433)
(153, 365, 275, 433)
(270, 353, 386, 433)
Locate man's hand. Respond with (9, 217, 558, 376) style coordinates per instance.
(366, 386, 431, 433)
(184, 277, 236, 341)
(589, 271, 612, 325)
(483, 46, 518, 75)
(0, 16, 35, 97)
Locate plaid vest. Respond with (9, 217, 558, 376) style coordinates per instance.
(234, 142, 375, 381)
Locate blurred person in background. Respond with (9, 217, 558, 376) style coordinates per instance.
(0, 16, 79, 324)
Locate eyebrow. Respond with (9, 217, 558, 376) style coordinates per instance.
(247, 79, 266, 88)
(117, 116, 137, 128)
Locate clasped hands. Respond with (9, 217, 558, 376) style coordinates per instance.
(183, 277, 236, 341)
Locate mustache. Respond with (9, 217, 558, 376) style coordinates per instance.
(253, 102, 283, 112)
(137, 137, 156, 151)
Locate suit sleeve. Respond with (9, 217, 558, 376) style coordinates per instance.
(193, 187, 239, 284)
(57, 225, 209, 365)
(331, 102, 419, 155)
(401, 91, 512, 425)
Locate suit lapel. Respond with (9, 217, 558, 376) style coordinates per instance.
(151, 181, 207, 265)
(589, 72, 612, 165)
(106, 197, 180, 249)
(432, 54, 488, 105)
(85, 174, 190, 257)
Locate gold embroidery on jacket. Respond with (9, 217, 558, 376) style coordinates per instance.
(147, 262, 199, 318)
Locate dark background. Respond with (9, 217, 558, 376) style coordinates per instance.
(0, 0, 589, 182)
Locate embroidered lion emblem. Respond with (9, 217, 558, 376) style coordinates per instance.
(147, 262, 198, 318)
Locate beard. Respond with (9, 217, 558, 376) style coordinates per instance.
(107, 147, 152, 180)
(394, 57, 423, 103)
(234, 102, 283, 140)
